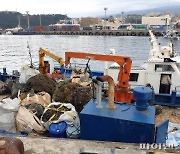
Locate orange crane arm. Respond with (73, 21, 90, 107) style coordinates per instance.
(65, 52, 132, 89)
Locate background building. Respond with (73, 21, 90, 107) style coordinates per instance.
(80, 17, 99, 27)
(142, 15, 171, 26)
(125, 15, 142, 24)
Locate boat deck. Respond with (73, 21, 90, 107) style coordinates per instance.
(156, 105, 180, 125)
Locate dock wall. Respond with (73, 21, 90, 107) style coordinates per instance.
(12, 29, 180, 36)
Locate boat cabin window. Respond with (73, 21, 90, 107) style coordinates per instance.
(155, 64, 174, 72)
(130, 73, 139, 81)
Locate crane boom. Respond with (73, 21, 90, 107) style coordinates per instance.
(65, 51, 133, 103)
(65, 51, 132, 88)
(39, 48, 64, 74)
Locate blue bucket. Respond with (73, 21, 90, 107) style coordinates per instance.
(49, 122, 67, 138)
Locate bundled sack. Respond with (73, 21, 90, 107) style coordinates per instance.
(41, 102, 78, 130)
(0, 98, 20, 132)
(25, 103, 45, 119)
(20, 91, 51, 107)
(0, 81, 6, 94)
(71, 69, 92, 86)
(11, 81, 25, 99)
(19, 65, 39, 84)
(66, 115, 80, 139)
(16, 106, 46, 133)
(0, 81, 9, 95)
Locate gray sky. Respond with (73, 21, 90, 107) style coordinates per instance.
(0, 0, 179, 17)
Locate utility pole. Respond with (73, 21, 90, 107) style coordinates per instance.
(104, 7, 108, 30)
(26, 11, 30, 29)
(39, 15, 42, 26)
(65, 14, 67, 24)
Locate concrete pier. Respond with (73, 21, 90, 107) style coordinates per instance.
(1, 135, 179, 154)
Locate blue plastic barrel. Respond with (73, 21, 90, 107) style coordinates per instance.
(49, 122, 67, 138)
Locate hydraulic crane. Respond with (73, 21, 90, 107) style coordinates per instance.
(39, 48, 64, 74)
(65, 51, 133, 103)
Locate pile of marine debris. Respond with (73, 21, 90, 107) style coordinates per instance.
(0, 65, 180, 153)
(0, 66, 92, 138)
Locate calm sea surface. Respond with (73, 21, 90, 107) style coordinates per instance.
(0, 35, 180, 73)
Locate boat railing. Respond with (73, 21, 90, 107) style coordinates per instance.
(67, 62, 87, 69)
(130, 84, 146, 90)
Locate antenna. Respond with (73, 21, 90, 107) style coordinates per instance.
(27, 41, 33, 67)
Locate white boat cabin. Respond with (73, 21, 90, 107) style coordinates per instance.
(106, 30, 180, 94)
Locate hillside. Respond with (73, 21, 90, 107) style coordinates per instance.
(108, 4, 180, 18)
(0, 11, 68, 29)
(124, 4, 180, 15)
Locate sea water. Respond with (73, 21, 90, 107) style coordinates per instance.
(0, 35, 179, 73)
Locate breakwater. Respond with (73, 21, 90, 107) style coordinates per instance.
(12, 30, 180, 36)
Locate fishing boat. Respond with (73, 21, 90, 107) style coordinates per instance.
(106, 30, 180, 106)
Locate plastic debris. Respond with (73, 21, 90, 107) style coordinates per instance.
(166, 122, 180, 147)
(16, 106, 46, 133)
(20, 91, 51, 107)
(0, 97, 20, 132)
(19, 65, 39, 84)
(41, 102, 79, 130)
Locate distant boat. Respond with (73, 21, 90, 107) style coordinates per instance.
(5, 31, 13, 35)
(162, 28, 180, 40)
(3, 26, 23, 35)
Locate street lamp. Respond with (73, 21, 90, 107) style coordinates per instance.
(104, 7, 108, 30)
(121, 11, 124, 24)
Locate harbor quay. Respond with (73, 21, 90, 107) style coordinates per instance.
(12, 29, 180, 36)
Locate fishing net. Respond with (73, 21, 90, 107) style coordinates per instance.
(24, 74, 57, 96)
(53, 81, 92, 112)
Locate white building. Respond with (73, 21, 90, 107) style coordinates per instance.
(142, 15, 171, 26)
(98, 20, 121, 30)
